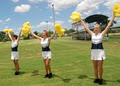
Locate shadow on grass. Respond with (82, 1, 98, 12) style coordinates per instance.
(78, 75, 120, 85)
(117, 80, 120, 83)
(78, 75, 107, 85)
(103, 79, 120, 84)
(78, 75, 88, 79)
(19, 71, 26, 75)
(53, 74, 71, 83)
(31, 70, 39, 76)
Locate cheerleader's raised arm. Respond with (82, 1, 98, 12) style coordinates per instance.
(101, 15, 115, 36)
(17, 28, 22, 44)
(48, 30, 56, 41)
(80, 19, 94, 36)
(8, 32, 13, 41)
(30, 30, 42, 40)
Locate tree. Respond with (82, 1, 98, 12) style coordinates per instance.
(64, 28, 75, 34)
(0, 31, 5, 41)
(0, 31, 9, 42)
(64, 28, 69, 34)
(34, 31, 38, 35)
(48, 30, 53, 36)
(69, 29, 75, 33)
(3, 34, 9, 42)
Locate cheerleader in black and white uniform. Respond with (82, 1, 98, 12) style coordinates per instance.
(30, 30, 56, 78)
(8, 29, 22, 75)
(80, 14, 115, 85)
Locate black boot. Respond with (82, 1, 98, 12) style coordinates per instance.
(15, 71, 20, 75)
(94, 78, 99, 83)
(44, 74, 49, 78)
(48, 73, 53, 78)
(98, 79, 103, 85)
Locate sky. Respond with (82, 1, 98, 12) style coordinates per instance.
(0, 0, 120, 33)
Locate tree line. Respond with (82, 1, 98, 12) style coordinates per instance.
(0, 29, 75, 42)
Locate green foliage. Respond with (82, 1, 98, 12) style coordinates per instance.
(48, 30, 53, 36)
(3, 34, 9, 41)
(0, 31, 9, 42)
(64, 28, 75, 34)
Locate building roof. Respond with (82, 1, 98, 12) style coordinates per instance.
(85, 14, 109, 24)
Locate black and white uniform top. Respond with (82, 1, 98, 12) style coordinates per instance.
(11, 40, 19, 60)
(41, 38, 51, 59)
(91, 33, 105, 60)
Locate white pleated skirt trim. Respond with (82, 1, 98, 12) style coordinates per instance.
(91, 49, 106, 60)
(11, 52, 19, 60)
(42, 51, 51, 59)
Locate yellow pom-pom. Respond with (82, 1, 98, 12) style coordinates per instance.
(55, 24, 65, 37)
(23, 22, 30, 26)
(3, 29, 13, 33)
(55, 24, 61, 29)
(57, 28, 65, 37)
(8, 29, 13, 34)
(55, 24, 61, 32)
(70, 12, 82, 22)
(22, 22, 31, 37)
(72, 12, 81, 16)
(3, 29, 9, 33)
(113, 3, 120, 17)
(115, 12, 120, 17)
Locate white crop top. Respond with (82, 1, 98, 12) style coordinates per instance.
(92, 33, 103, 44)
(41, 38, 50, 48)
(11, 40, 18, 48)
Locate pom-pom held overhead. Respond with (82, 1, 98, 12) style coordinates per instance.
(3, 29, 13, 34)
(70, 12, 82, 22)
(8, 29, 13, 33)
(22, 22, 31, 37)
(113, 3, 120, 17)
(55, 24, 65, 37)
(3, 29, 9, 33)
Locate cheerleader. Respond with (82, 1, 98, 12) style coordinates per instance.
(30, 30, 56, 78)
(8, 29, 22, 75)
(80, 14, 115, 85)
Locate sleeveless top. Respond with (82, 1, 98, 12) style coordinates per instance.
(91, 33, 104, 49)
(11, 40, 18, 51)
(41, 38, 50, 51)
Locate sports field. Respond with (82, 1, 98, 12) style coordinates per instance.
(0, 37, 120, 86)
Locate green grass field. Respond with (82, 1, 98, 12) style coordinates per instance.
(0, 37, 120, 86)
